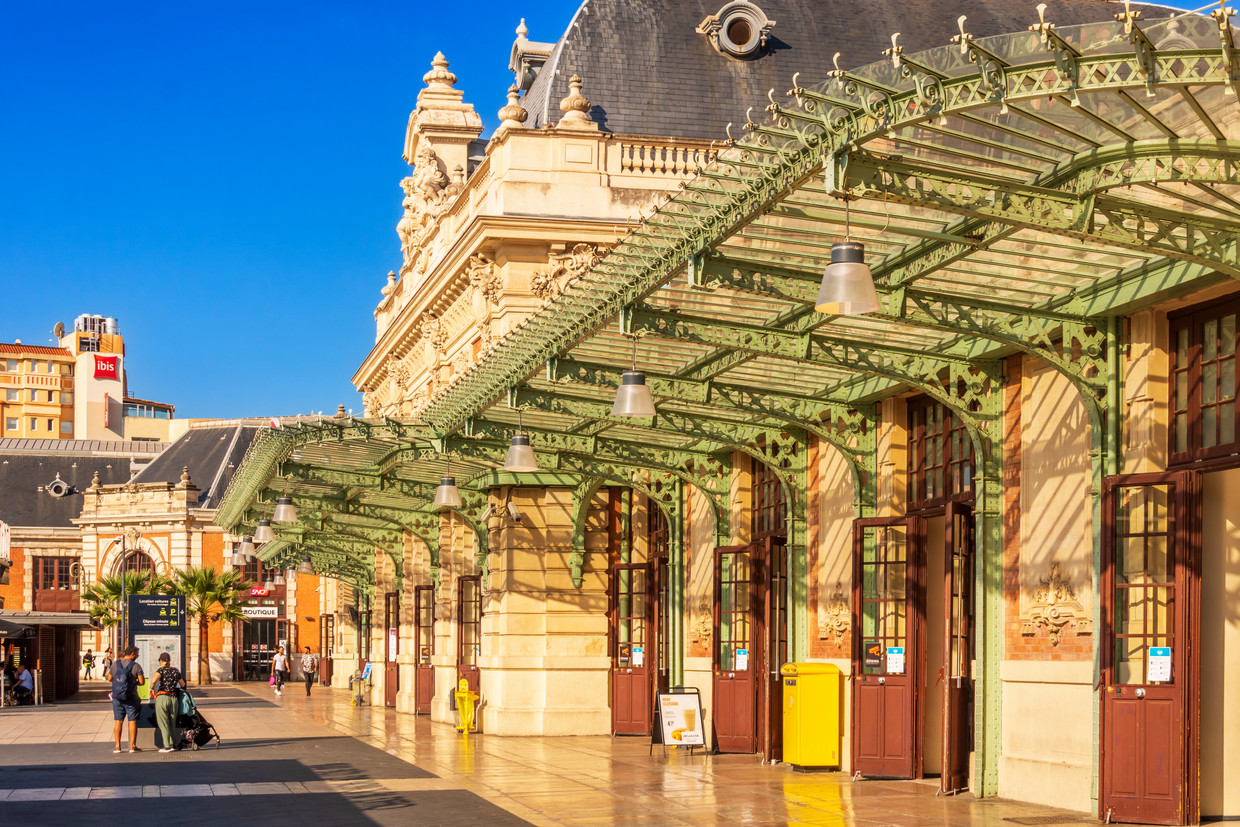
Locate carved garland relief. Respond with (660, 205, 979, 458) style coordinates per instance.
(530, 244, 604, 304)
(1021, 561, 1090, 644)
(818, 582, 850, 646)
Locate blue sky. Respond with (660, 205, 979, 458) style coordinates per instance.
(0, 1, 580, 419)
(0, 0, 1205, 419)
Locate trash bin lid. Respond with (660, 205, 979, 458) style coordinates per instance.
(780, 662, 843, 676)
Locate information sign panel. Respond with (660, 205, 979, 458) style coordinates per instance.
(654, 689, 705, 747)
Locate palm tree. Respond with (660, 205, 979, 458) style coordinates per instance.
(81, 571, 175, 649)
(171, 567, 250, 685)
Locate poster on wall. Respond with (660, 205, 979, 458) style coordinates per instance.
(654, 689, 705, 748)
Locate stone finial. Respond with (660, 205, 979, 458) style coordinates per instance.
(516, 18, 528, 39)
(90, 471, 100, 489)
(422, 52, 457, 89)
(381, 270, 397, 297)
(335, 403, 348, 419)
(498, 85, 528, 129)
(558, 74, 596, 129)
(180, 466, 191, 484)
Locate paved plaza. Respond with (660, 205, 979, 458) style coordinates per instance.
(0, 681, 1106, 826)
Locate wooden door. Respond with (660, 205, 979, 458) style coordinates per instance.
(941, 502, 974, 794)
(1101, 473, 1199, 825)
(852, 516, 925, 779)
(714, 544, 759, 753)
(383, 592, 399, 708)
(456, 576, 481, 694)
(319, 614, 334, 686)
(611, 563, 652, 735)
(414, 586, 434, 714)
(761, 536, 788, 763)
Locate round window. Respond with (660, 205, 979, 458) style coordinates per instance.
(710, 2, 771, 59)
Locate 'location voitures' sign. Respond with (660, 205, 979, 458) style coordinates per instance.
(129, 595, 185, 633)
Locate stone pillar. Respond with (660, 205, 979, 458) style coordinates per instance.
(477, 486, 610, 735)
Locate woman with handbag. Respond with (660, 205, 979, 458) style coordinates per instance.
(270, 646, 289, 696)
(151, 652, 185, 753)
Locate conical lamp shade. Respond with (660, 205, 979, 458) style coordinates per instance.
(612, 370, 656, 417)
(816, 241, 879, 315)
(434, 475, 462, 508)
(253, 519, 274, 544)
(263, 577, 275, 591)
(297, 558, 314, 575)
(274, 571, 285, 586)
(239, 536, 255, 556)
(230, 550, 245, 567)
(504, 433, 539, 472)
(272, 495, 298, 523)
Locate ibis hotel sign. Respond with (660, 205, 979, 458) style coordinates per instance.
(93, 355, 119, 379)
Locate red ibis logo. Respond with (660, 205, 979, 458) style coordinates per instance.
(93, 356, 119, 379)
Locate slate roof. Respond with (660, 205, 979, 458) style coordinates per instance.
(521, 0, 1177, 139)
(131, 424, 262, 509)
(0, 450, 136, 528)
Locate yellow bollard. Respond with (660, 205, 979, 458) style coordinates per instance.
(454, 678, 478, 733)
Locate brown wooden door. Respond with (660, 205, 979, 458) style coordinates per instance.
(319, 614, 334, 686)
(383, 592, 399, 708)
(761, 536, 787, 763)
(611, 563, 652, 735)
(852, 516, 925, 779)
(414, 586, 434, 714)
(1101, 473, 1199, 825)
(714, 544, 759, 753)
(456, 575, 481, 694)
(941, 502, 974, 794)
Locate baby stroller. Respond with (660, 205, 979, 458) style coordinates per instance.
(176, 690, 221, 750)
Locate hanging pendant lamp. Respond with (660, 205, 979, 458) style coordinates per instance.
(274, 570, 286, 587)
(253, 519, 274, 544)
(230, 543, 245, 567)
(262, 573, 275, 590)
(297, 557, 314, 575)
(611, 337, 656, 417)
(434, 459, 462, 509)
(239, 536, 255, 557)
(272, 494, 298, 523)
(815, 195, 880, 315)
(504, 410, 539, 472)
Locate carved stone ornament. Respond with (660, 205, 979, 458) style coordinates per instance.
(557, 74, 596, 129)
(497, 84, 528, 129)
(465, 254, 502, 306)
(690, 594, 712, 644)
(1022, 561, 1090, 644)
(124, 527, 143, 547)
(362, 391, 377, 415)
(419, 312, 447, 354)
(531, 243, 602, 302)
(818, 582, 850, 646)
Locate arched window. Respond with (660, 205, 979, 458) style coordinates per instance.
(121, 550, 156, 576)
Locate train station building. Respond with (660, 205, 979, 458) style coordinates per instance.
(217, 2, 1240, 823)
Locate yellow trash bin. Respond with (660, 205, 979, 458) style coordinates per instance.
(781, 662, 842, 768)
(454, 678, 479, 733)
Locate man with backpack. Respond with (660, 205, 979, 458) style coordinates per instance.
(106, 646, 146, 753)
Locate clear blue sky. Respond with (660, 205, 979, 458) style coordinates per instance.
(0, 0, 1205, 420)
(0, 1, 580, 419)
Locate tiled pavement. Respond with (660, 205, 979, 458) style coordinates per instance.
(0, 681, 1101, 826)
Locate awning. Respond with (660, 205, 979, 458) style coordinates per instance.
(0, 617, 36, 639)
(0, 611, 97, 630)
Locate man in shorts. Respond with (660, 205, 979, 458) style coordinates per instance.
(106, 645, 146, 753)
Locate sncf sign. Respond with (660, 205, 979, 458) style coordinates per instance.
(93, 355, 119, 379)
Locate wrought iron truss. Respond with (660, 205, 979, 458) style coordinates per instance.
(216, 8, 1240, 791)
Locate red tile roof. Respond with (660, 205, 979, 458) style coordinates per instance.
(0, 343, 72, 357)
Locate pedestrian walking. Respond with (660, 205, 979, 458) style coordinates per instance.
(271, 645, 289, 696)
(82, 649, 96, 680)
(106, 645, 145, 753)
(101, 647, 113, 680)
(151, 652, 185, 753)
(300, 646, 318, 696)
